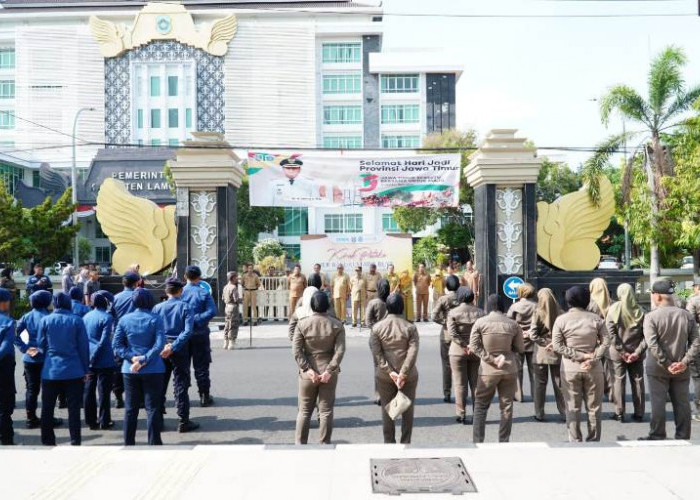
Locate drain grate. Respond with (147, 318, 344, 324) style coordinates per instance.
(370, 457, 477, 495)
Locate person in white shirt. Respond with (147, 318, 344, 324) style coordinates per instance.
(271, 157, 325, 206)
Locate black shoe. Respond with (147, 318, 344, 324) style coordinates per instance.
(100, 421, 115, 430)
(638, 435, 665, 441)
(53, 418, 63, 427)
(243, 322, 249, 327)
(26, 418, 40, 429)
(374, 399, 381, 406)
(89, 424, 100, 431)
(632, 415, 644, 423)
(200, 393, 214, 407)
(463, 416, 472, 425)
(178, 420, 200, 433)
(456, 416, 464, 424)
(534, 415, 545, 422)
(443, 395, 451, 403)
(115, 393, 124, 409)
(611, 414, 624, 422)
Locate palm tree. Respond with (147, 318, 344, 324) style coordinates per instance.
(583, 46, 700, 281)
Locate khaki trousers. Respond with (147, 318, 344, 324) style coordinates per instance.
(351, 298, 364, 326)
(603, 356, 615, 402)
(334, 298, 347, 323)
(612, 358, 645, 419)
(562, 369, 604, 442)
(223, 305, 240, 341)
(440, 339, 452, 398)
(416, 294, 429, 320)
(295, 374, 338, 445)
(289, 296, 301, 320)
(516, 351, 535, 402)
(533, 363, 565, 420)
(473, 374, 517, 443)
(366, 290, 377, 302)
(243, 291, 257, 321)
(376, 374, 418, 444)
(647, 374, 691, 440)
(449, 354, 479, 418)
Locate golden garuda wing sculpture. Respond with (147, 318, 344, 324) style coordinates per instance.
(95, 178, 176, 275)
(537, 175, 615, 271)
(206, 15, 238, 56)
(89, 16, 127, 58)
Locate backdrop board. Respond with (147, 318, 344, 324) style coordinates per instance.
(248, 151, 461, 208)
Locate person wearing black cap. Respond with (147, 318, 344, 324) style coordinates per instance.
(272, 157, 324, 206)
(447, 286, 486, 425)
(37, 292, 90, 446)
(641, 279, 700, 440)
(0, 288, 17, 445)
(153, 278, 199, 433)
(113, 288, 166, 445)
(432, 274, 461, 403)
(111, 271, 141, 409)
(182, 265, 218, 407)
(292, 291, 346, 444)
(552, 286, 609, 442)
(369, 293, 419, 444)
(366, 279, 390, 405)
(83, 291, 116, 430)
(686, 278, 700, 422)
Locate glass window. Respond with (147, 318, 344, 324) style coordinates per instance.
(381, 104, 420, 124)
(324, 214, 363, 234)
(0, 110, 14, 129)
(322, 74, 361, 94)
(168, 138, 179, 147)
(278, 208, 308, 236)
(0, 162, 22, 194)
(382, 213, 400, 232)
(32, 170, 40, 187)
(381, 135, 421, 149)
(0, 81, 15, 99)
(95, 246, 111, 263)
(151, 139, 161, 146)
(150, 76, 161, 97)
(168, 76, 178, 97)
(282, 244, 301, 260)
(186, 108, 192, 128)
(323, 136, 363, 149)
(0, 49, 15, 69)
(323, 105, 362, 125)
(150, 109, 161, 128)
(381, 74, 420, 93)
(168, 108, 178, 128)
(322, 42, 362, 63)
(137, 109, 143, 129)
(94, 221, 106, 239)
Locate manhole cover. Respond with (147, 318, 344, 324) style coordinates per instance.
(370, 457, 477, 495)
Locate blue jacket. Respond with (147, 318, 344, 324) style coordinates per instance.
(152, 297, 193, 353)
(113, 309, 165, 375)
(182, 283, 217, 336)
(15, 308, 49, 363)
(113, 287, 136, 324)
(83, 309, 116, 369)
(26, 274, 53, 295)
(37, 309, 90, 380)
(71, 300, 90, 318)
(0, 312, 15, 360)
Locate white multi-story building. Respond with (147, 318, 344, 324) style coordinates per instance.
(0, 0, 461, 265)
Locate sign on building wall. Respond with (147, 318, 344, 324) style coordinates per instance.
(300, 234, 413, 277)
(248, 151, 461, 208)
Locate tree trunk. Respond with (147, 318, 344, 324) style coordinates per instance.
(646, 141, 662, 283)
(694, 248, 700, 280)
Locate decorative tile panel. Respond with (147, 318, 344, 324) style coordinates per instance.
(496, 187, 523, 275)
(189, 190, 217, 278)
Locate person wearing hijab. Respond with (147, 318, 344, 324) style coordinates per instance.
(370, 293, 419, 443)
(446, 286, 486, 424)
(221, 271, 241, 350)
(398, 270, 415, 322)
(14, 290, 59, 429)
(288, 285, 319, 341)
(507, 283, 538, 402)
(113, 288, 166, 446)
(69, 286, 89, 318)
(0, 288, 17, 445)
(606, 283, 646, 422)
(529, 288, 565, 422)
(553, 286, 609, 442)
(293, 291, 346, 444)
(589, 277, 614, 403)
(37, 292, 90, 446)
(433, 275, 461, 404)
(112, 271, 141, 409)
(61, 265, 74, 294)
(83, 291, 117, 431)
(366, 279, 390, 405)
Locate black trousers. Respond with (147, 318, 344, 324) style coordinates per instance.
(113, 356, 124, 396)
(124, 373, 164, 446)
(41, 378, 83, 446)
(23, 362, 42, 416)
(190, 335, 212, 395)
(163, 343, 191, 421)
(0, 356, 15, 445)
(84, 367, 114, 428)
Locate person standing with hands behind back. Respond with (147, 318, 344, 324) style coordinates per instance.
(0, 288, 17, 445)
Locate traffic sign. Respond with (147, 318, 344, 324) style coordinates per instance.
(503, 276, 524, 300)
(198, 280, 213, 296)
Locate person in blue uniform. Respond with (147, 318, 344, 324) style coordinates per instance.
(14, 290, 63, 429)
(83, 291, 116, 430)
(112, 271, 141, 409)
(69, 286, 90, 318)
(0, 288, 16, 445)
(153, 278, 198, 433)
(182, 266, 217, 407)
(25, 264, 53, 295)
(37, 292, 89, 446)
(113, 288, 166, 446)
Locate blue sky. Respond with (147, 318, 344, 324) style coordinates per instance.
(382, 0, 700, 167)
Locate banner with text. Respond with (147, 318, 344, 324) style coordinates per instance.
(248, 151, 461, 208)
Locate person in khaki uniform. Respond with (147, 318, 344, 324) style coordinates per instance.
(686, 278, 700, 422)
(221, 272, 241, 350)
(331, 265, 350, 324)
(432, 275, 461, 403)
(641, 279, 700, 440)
(606, 283, 646, 422)
(462, 261, 481, 305)
(365, 264, 382, 302)
(350, 266, 367, 327)
(310, 263, 329, 292)
(432, 267, 446, 304)
(553, 286, 610, 442)
(447, 286, 486, 424)
(292, 292, 346, 445)
(242, 264, 261, 326)
(369, 293, 419, 444)
(287, 265, 307, 319)
(386, 264, 400, 294)
(469, 294, 524, 443)
(399, 270, 415, 322)
(366, 279, 391, 405)
(588, 278, 614, 403)
(529, 288, 565, 421)
(507, 283, 538, 402)
(413, 264, 431, 322)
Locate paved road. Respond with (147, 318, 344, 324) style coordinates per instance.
(9, 323, 698, 446)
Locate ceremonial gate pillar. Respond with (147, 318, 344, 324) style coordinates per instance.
(169, 132, 244, 313)
(465, 129, 543, 304)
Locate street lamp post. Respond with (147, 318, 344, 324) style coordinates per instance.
(72, 107, 95, 268)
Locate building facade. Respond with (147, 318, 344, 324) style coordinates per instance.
(0, 0, 461, 266)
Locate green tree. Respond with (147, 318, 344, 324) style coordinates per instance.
(412, 236, 446, 269)
(236, 175, 284, 265)
(78, 236, 92, 264)
(253, 238, 286, 263)
(536, 158, 581, 203)
(583, 46, 700, 280)
(0, 180, 29, 266)
(22, 188, 79, 265)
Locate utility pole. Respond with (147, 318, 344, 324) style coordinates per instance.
(71, 107, 95, 267)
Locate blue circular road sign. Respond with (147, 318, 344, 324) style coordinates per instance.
(198, 280, 213, 296)
(503, 276, 524, 300)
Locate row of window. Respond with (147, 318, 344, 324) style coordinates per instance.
(136, 108, 192, 129)
(141, 75, 183, 98)
(0, 111, 14, 129)
(322, 42, 362, 64)
(0, 49, 14, 70)
(276, 208, 400, 236)
(323, 104, 421, 125)
(321, 135, 421, 149)
(0, 81, 14, 99)
(322, 74, 420, 95)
